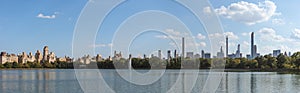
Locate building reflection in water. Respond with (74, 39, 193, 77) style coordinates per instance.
(0, 70, 82, 93)
(1, 70, 300, 93)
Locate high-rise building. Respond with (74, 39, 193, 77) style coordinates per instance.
(129, 54, 132, 59)
(27, 52, 36, 62)
(273, 50, 281, 57)
(174, 50, 177, 58)
(251, 32, 254, 59)
(48, 52, 56, 63)
(217, 46, 224, 58)
(113, 50, 122, 59)
(246, 54, 251, 59)
(182, 37, 185, 58)
(236, 44, 241, 58)
(43, 46, 49, 62)
(167, 50, 171, 59)
(204, 53, 211, 59)
(96, 54, 102, 62)
(226, 36, 228, 57)
(201, 50, 205, 58)
(253, 45, 257, 58)
(186, 52, 194, 58)
(35, 50, 43, 63)
(18, 52, 28, 64)
(158, 50, 162, 59)
(194, 54, 200, 58)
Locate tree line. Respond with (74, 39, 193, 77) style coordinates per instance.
(1, 52, 300, 70)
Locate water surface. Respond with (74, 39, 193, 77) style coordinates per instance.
(0, 69, 299, 93)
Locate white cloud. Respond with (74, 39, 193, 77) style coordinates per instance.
(291, 28, 300, 39)
(155, 35, 169, 39)
(197, 33, 206, 40)
(243, 41, 250, 46)
(169, 42, 205, 49)
(203, 6, 212, 14)
(272, 18, 285, 25)
(215, 0, 277, 25)
(208, 33, 223, 38)
(107, 43, 113, 47)
(241, 32, 252, 36)
(90, 43, 112, 48)
(257, 27, 287, 42)
(225, 32, 239, 40)
(197, 42, 207, 47)
(165, 29, 181, 36)
(155, 29, 185, 40)
(209, 32, 238, 40)
(36, 13, 56, 19)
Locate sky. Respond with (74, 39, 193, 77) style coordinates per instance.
(0, 0, 300, 58)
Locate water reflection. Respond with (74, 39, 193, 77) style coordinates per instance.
(216, 72, 300, 93)
(0, 69, 82, 93)
(0, 70, 300, 93)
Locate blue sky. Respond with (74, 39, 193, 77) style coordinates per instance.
(1, 0, 300, 58)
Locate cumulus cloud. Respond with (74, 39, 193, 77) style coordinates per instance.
(272, 18, 285, 25)
(155, 29, 186, 40)
(90, 43, 112, 48)
(36, 13, 56, 19)
(203, 6, 212, 14)
(169, 41, 206, 49)
(209, 32, 239, 40)
(156, 29, 207, 49)
(197, 42, 207, 47)
(208, 33, 223, 38)
(155, 35, 169, 39)
(257, 27, 287, 42)
(225, 32, 239, 40)
(215, 0, 277, 25)
(197, 33, 206, 40)
(241, 32, 252, 36)
(291, 28, 300, 39)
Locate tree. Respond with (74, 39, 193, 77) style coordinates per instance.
(291, 52, 300, 69)
(33, 63, 42, 68)
(200, 58, 211, 69)
(12, 62, 19, 68)
(0, 64, 4, 68)
(265, 55, 277, 69)
(277, 54, 290, 69)
(43, 62, 53, 68)
(23, 63, 30, 68)
(255, 56, 265, 68)
(3, 62, 13, 68)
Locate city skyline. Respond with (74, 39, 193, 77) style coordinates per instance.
(0, 31, 291, 60)
(0, 0, 300, 58)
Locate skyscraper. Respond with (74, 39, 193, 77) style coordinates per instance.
(174, 50, 177, 58)
(236, 44, 241, 58)
(158, 50, 162, 59)
(253, 45, 257, 58)
(182, 37, 185, 58)
(273, 50, 281, 57)
(43, 46, 49, 62)
(226, 36, 228, 57)
(217, 46, 224, 58)
(35, 50, 42, 63)
(251, 32, 254, 59)
(201, 50, 205, 58)
(186, 52, 194, 58)
(167, 50, 171, 59)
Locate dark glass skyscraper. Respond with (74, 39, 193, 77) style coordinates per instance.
(251, 32, 255, 59)
(226, 36, 228, 57)
(182, 37, 185, 58)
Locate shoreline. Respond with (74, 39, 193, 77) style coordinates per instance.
(1, 68, 300, 73)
